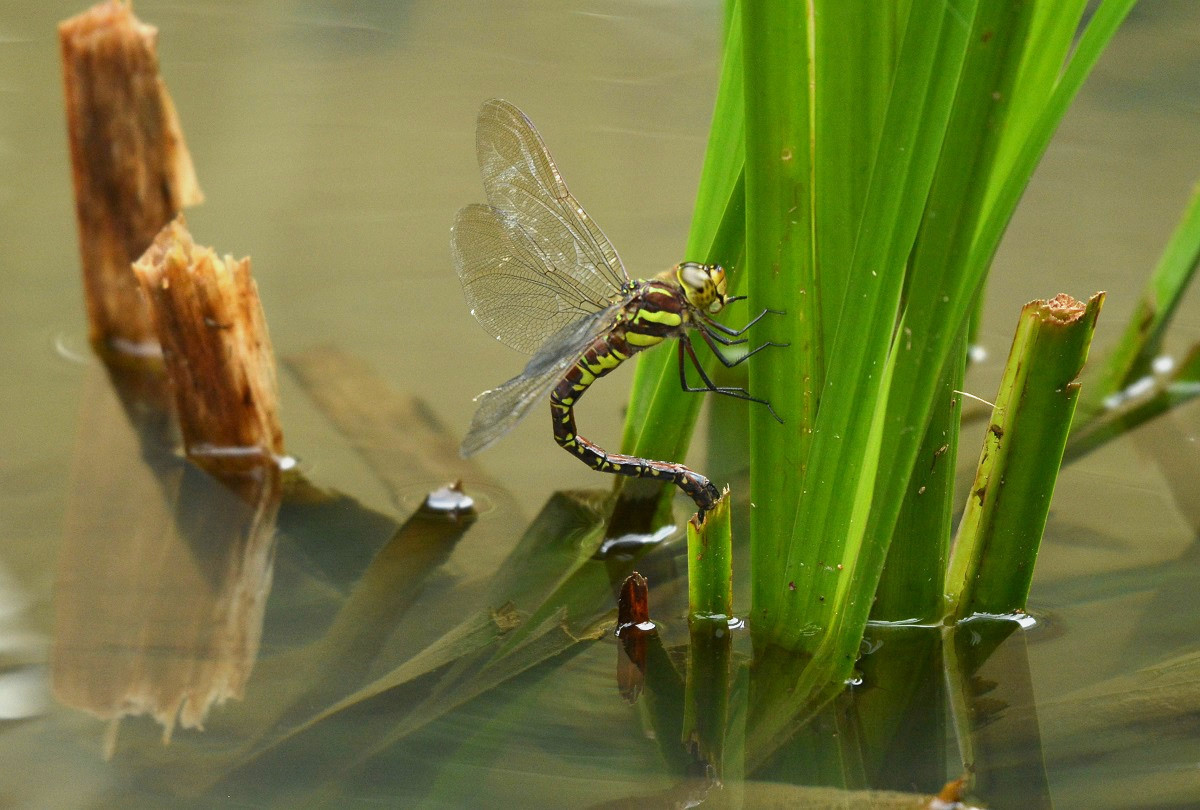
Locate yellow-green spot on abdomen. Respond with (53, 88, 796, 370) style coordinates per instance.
(588, 351, 622, 372)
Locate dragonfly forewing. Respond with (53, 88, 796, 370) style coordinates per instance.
(452, 203, 614, 355)
(475, 99, 631, 307)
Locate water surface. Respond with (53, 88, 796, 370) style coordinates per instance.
(2, 2, 1200, 807)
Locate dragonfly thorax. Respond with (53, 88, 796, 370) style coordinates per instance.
(674, 262, 728, 316)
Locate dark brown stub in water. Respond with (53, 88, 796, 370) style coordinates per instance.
(616, 572, 651, 703)
(617, 571, 650, 630)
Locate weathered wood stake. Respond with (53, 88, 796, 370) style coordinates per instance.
(133, 217, 283, 468)
(60, 0, 203, 352)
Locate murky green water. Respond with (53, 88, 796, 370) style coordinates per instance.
(3, 2, 1200, 807)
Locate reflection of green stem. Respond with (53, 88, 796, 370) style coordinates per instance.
(947, 620, 1051, 808)
(687, 490, 732, 619)
(224, 491, 612, 786)
(948, 294, 1104, 618)
(636, 628, 693, 775)
(853, 626, 946, 789)
(682, 617, 731, 775)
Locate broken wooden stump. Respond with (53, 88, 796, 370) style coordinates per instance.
(133, 217, 283, 470)
(60, 0, 202, 353)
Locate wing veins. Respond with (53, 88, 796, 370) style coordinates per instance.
(460, 305, 619, 456)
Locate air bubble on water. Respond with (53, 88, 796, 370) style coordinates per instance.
(423, 482, 475, 515)
(1125, 375, 1155, 399)
(1152, 354, 1175, 375)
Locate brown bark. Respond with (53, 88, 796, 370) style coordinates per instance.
(60, 0, 202, 352)
(133, 217, 283, 466)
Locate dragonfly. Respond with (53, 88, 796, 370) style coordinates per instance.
(451, 99, 781, 516)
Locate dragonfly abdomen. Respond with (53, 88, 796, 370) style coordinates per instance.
(548, 287, 721, 514)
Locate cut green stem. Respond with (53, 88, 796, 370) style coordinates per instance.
(947, 293, 1105, 619)
(687, 488, 733, 619)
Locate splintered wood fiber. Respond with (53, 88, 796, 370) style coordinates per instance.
(133, 218, 282, 461)
(60, 0, 202, 350)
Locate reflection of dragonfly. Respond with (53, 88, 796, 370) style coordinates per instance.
(452, 99, 780, 515)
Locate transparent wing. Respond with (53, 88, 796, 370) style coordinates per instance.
(461, 305, 619, 456)
(452, 99, 632, 356)
(452, 204, 613, 355)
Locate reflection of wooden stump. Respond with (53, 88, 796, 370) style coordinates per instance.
(52, 366, 280, 748)
(59, 0, 202, 352)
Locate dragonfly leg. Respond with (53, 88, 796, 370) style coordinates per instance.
(550, 395, 719, 514)
(698, 324, 787, 363)
(701, 307, 785, 338)
(699, 326, 749, 347)
(678, 337, 783, 423)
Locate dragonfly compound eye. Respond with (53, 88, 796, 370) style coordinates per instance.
(711, 264, 727, 299)
(678, 262, 708, 293)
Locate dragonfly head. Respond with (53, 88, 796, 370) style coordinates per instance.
(676, 262, 728, 315)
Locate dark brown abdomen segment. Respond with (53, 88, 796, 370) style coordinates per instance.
(548, 331, 720, 514)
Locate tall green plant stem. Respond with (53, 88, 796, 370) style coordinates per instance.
(848, 0, 1136, 641)
(741, 0, 819, 631)
(870, 336, 963, 623)
(868, 1, 1038, 624)
(754, 0, 978, 653)
(617, 0, 1137, 659)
